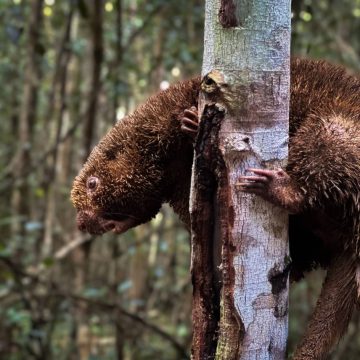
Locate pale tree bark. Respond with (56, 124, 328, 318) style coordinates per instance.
(190, 1, 291, 359)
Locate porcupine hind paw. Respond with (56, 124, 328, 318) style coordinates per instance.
(238, 168, 305, 214)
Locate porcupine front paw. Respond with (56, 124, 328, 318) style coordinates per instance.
(180, 106, 199, 139)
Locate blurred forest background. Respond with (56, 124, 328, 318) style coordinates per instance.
(1, 0, 360, 359)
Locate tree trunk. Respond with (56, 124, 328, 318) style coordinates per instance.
(190, 1, 291, 359)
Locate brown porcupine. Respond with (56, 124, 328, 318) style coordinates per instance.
(71, 76, 200, 234)
(71, 58, 360, 359)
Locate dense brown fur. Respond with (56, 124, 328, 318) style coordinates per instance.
(71, 77, 199, 233)
(286, 59, 360, 359)
(293, 253, 357, 359)
(71, 59, 360, 359)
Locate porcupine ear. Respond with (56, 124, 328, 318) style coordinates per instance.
(293, 253, 357, 360)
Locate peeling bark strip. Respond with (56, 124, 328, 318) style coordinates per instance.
(190, 104, 225, 360)
(218, 0, 238, 28)
(215, 163, 244, 359)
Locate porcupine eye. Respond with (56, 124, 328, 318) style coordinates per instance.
(87, 176, 99, 191)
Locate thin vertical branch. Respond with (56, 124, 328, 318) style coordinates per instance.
(11, 0, 44, 238)
(83, 0, 104, 159)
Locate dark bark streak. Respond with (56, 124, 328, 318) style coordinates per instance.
(219, 0, 238, 28)
(191, 104, 244, 358)
(191, 104, 224, 359)
(268, 260, 291, 297)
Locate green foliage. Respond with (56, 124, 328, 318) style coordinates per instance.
(291, 0, 360, 70)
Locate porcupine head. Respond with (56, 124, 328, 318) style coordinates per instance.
(71, 77, 200, 235)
